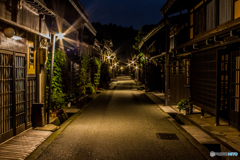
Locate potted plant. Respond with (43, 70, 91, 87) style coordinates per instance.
(177, 99, 189, 115)
(51, 90, 66, 116)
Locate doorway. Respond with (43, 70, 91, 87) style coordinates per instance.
(230, 51, 240, 130)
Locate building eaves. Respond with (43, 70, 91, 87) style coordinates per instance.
(149, 52, 166, 61)
(84, 22, 97, 36)
(25, 0, 55, 16)
(138, 22, 165, 50)
(160, 0, 177, 15)
(0, 17, 51, 39)
(68, 0, 96, 36)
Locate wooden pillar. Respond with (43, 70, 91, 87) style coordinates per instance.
(36, 35, 41, 103)
(216, 50, 220, 126)
(13, 52, 16, 135)
(80, 25, 84, 57)
(165, 17, 170, 106)
(25, 53, 28, 129)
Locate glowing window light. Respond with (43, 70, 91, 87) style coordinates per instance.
(12, 36, 22, 40)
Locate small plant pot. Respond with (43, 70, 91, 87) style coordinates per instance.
(183, 110, 187, 115)
(51, 112, 57, 117)
(56, 109, 64, 116)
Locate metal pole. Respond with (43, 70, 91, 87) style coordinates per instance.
(47, 35, 56, 124)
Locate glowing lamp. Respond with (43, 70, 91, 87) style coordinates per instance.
(57, 33, 65, 40)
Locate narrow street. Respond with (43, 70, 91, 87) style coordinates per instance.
(36, 76, 206, 160)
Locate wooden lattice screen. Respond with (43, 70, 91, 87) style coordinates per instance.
(0, 51, 13, 135)
(191, 50, 217, 114)
(0, 50, 34, 142)
(27, 77, 36, 125)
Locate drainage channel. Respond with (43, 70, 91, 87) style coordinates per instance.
(168, 113, 222, 159)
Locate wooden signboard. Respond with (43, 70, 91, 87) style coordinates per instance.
(184, 59, 190, 87)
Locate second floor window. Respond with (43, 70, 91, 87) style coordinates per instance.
(219, 0, 232, 24)
(194, 6, 204, 36)
(206, 0, 216, 31)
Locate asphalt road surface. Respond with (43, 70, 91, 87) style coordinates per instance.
(37, 76, 207, 160)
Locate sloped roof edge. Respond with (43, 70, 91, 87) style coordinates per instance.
(138, 21, 165, 50)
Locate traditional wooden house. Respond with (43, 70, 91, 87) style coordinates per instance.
(0, 0, 52, 142)
(161, 0, 240, 130)
(138, 15, 190, 105)
(138, 21, 166, 92)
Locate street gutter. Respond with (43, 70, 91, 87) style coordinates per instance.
(144, 92, 218, 160)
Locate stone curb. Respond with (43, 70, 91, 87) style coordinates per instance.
(144, 92, 218, 160)
(25, 92, 103, 160)
(149, 92, 240, 158)
(183, 115, 240, 158)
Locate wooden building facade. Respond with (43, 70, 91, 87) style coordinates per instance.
(161, 0, 240, 130)
(0, 0, 52, 143)
(0, 0, 99, 143)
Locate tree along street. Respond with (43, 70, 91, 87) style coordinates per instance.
(36, 76, 206, 160)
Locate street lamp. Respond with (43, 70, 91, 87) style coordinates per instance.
(57, 33, 65, 40)
(47, 33, 65, 124)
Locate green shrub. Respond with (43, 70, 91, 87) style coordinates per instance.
(177, 99, 189, 111)
(94, 58, 101, 89)
(85, 83, 96, 95)
(51, 90, 66, 110)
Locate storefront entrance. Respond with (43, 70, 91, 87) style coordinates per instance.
(230, 51, 240, 130)
(0, 49, 31, 143)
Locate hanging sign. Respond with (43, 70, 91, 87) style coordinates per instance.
(184, 59, 190, 87)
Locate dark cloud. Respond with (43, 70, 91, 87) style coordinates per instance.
(80, 0, 167, 30)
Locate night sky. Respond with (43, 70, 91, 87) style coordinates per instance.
(80, 0, 167, 30)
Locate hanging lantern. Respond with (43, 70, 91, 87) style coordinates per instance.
(3, 27, 15, 38)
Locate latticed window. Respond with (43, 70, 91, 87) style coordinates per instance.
(194, 6, 204, 36)
(206, 0, 216, 30)
(219, 0, 232, 25)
